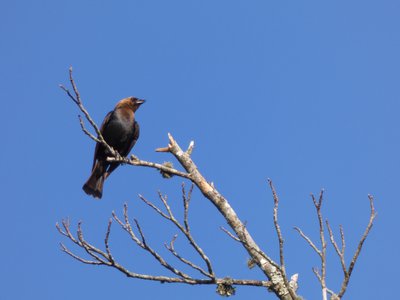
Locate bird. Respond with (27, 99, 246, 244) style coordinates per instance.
(82, 96, 145, 199)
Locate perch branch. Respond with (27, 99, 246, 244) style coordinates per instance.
(108, 155, 192, 179)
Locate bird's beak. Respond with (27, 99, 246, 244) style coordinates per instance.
(137, 99, 145, 105)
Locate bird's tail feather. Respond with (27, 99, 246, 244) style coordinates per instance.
(82, 162, 106, 199)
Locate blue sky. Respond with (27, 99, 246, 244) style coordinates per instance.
(1, 1, 399, 299)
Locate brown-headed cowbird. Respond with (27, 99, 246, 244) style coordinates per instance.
(82, 97, 145, 199)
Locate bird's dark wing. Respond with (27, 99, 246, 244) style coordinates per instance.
(104, 120, 140, 178)
(120, 120, 140, 157)
(92, 111, 114, 171)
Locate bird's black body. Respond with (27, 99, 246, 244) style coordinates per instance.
(82, 97, 144, 199)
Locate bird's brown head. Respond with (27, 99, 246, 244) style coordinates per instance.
(116, 96, 145, 112)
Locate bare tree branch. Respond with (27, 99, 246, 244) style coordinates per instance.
(182, 183, 194, 233)
(220, 226, 241, 242)
(60, 243, 102, 265)
(293, 227, 322, 257)
(60, 70, 285, 297)
(57, 215, 272, 290)
(156, 133, 294, 299)
(294, 191, 328, 300)
(269, 180, 285, 268)
(59, 69, 376, 300)
(78, 115, 101, 143)
(138, 189, 215, 278)
(314, 191, 327, 300)
(59, 67, 118, 158)
(108, 155, 192, 179)
(165, 234, 211, 278)
(326, 221, 347, 275)
(295, 192, 377, 299)
(336, 195, 376, 298)
(104, 218, 114, 263)
(268, 179, 297, 300)
(114, 205, 192, 279)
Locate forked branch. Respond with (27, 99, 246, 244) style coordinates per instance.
(326, 195, 376, 298)
(56, 204, 272, 295)
(138, 183, 215, 278)
(295, 192, 376, 299)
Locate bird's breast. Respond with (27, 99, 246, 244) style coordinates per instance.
(102, 109, 135, 148)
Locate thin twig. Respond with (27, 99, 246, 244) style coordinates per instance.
(165, 235, 212, 278)
(220, 226, 240, 242)
(182, 183, 194, 233)
(268, 180, 285, 268)
(268, 179, 296, 300)
(293, 227, 322, 257)
(326, 220, 347, 274)
(312, 191, 327, 294)
(337, 195, 376, 298)
(104, 218, 114, 263)
(296, 192, 377, 299)
(60, 67, 116, 157)
(117, 209, 191, 280)
(76, 222, 110, 265)
(295, 191, 328, 299)
(57, 217, 271, 288)
(60, 243, 103, 265)
(158, 192, 173, 218)
(312, 268, 327, 300)
(340, 225, 345, 254)
(138, 194, 171, 220)
(78, 115, 101, 143)
(139, 191, 215, 278)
